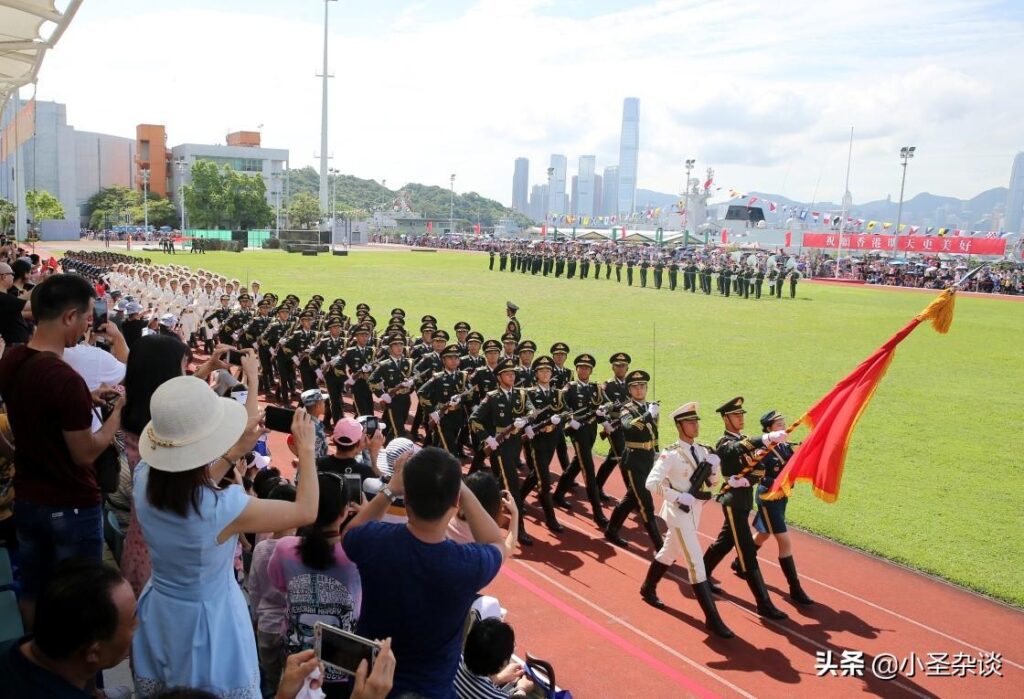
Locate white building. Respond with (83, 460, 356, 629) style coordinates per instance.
(168, 141, 288, 215)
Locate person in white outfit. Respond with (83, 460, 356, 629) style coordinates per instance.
(642, 401, 735, 639)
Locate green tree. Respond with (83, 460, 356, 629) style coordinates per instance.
(0, 197, 15, 234)
(183, 160, 227, 229)
(25, 189, 65, 222)
(131, 194, 178, 229)
(224, 169, 273, 229)
(86, 185, 139, 229)
(287, 191, 323, 229)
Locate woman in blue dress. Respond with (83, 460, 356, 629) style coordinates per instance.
(132, 374, 320, 698)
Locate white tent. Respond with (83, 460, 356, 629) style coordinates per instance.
(0, 1, 82, 113)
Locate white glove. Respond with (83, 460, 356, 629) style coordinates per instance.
(728, 475, 750, 489)
(705, 453, 721, 475)
(361, 363, 372, 373)
(448, 394, 461, 406)
(270, 348, 278, 358)
(315, 369, 325, 382)
(401, 378, 414, 388)
(344, 376, 355, 387)
(550, 414, 561, 425)
(596, 407, 607, 417)
(513, 417, 527, 430)
(677, 492, 696, 507)
(292, 356, 300, 366)
(380, 392, 392, 404)
(430, 411, 441, 424)
(647, 403, 660, 419)
(331, 356, 342, 366)
(569, 419, 581, 430)
(524, 426, 535, 440)
(766, 429, 789, 445)
(485, 436, 499, 451)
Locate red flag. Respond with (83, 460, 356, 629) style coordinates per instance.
(747, 196, 758, 206)
(540, 224, 547, 238)
(721, 229, 728, 244)
(763, 290, 957, 503)
(473, 223, 481, 235)
(769, 201, 778, 213)
(784, 230, 792, 247)
(426, 220, 433, 233)
(703, 177, 713, 190)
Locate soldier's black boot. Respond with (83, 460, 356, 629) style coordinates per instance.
(539, 492, 564, 533)
(746, 568, 788, 620)
(640, 561, 669, 609)
(517, 520, 534, 547)
(604, 503, 630, 549)
(693, 581, 735, 639)
(780, 555, 814, 605)
(730, 543, 759, 579)
(643, 519, 665, 551)
(551, 475, 571, 509)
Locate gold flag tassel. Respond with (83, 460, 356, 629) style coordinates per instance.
(915, 287, 956, 335)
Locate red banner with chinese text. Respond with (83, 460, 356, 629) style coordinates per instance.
(801, 232, 1006, 256)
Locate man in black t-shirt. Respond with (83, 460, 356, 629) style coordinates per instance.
(119, 301, 146, 349)
(0, 262, 31, 345)
(316, 417, 380, 482)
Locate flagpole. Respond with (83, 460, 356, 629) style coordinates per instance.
(835, 126, 853, 278)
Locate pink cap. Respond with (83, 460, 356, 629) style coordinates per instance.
(332, 418, 364, 446)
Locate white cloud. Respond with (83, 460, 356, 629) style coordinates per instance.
(26, 0, 1024, 207)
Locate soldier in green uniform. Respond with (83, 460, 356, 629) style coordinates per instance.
(555, 252, 565, 278)
(701, 396, 789, 620)
(505, 300, 521, 342)
(566, 253, 577, 279)
(653, 257, 664, 290)
(411, 329, 448, 440)
(593, 254, 602, 280)
(551, 354, 608, 528)
(789, 268, 800, 298)
(520, 355, 566, 533)
(259, 304, 292, 399)
(467, 339, 503, 473)
(341, 323, 376, 417)
(700, 262, 712, 295)
(580, 253, 590, 280)
(548, 342, 574, 479)
(605, 253, 613, 279)
(222, 293, 254, 345)
(721, 264, 732, 297)
(774, 267, 786, 298)
(639, 257, 649, 288)
(596, 352, 630, 501)
(514, 340, 536, 388)
(281, 310, 319, 394)
(469, 358, 536, 545)
(754, 267, 765, 299)
(604, 370, 663, 550)
(459, 331, 486, 371)
(626, 255, 635, 286)
(499, 248, 508, 271)
(489, 249, 495, 270)
(418, 344, 471, 457)
(204, 294, 234, 349)
(668, 259, 679, 291)
(369, 334, 416, 440)
(309, 316, 347, 425)
(614, 254, 623, 283)
(453, 321, 471, 355)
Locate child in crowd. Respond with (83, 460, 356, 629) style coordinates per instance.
(455, 618, 534, 699)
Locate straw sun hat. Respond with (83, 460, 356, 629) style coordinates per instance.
(139, 376, 247, 472)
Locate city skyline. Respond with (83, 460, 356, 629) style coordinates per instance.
(7, 0, 1024, 208)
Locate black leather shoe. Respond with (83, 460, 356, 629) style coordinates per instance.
(593, 513, 610, 529)
(604, 528, 630, 549)
(518, 531, 534, 546)
(599, 492, 617, 504)
(553, 494, 571, 509)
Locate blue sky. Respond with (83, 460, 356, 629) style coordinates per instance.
(26, 0, 1024, 207)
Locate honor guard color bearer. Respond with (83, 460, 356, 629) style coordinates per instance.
(369, 335, 416, 440)
(469, 358, 536, 545)
(702, 396, 790, 620)
(604, 370, 664, 551)
(733, 409, 814, 605)
(551, 354, 609, 528)
(641, 402, 735, 638)
(519, 355, 566, 533)
(505, 300, 521, 342)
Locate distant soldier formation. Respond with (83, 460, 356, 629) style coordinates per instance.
(62, 249, 817, 641)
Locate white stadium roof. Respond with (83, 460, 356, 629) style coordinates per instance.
(0, 0, 82, 113)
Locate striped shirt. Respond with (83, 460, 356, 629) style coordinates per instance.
(454, 660, 511, 699)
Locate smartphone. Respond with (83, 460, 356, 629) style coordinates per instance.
(314, 623, 380, 678)
(359, 415, 380, 436)
(93, 298, 108, 330)
(263, 405, 295, 433)
(342, 473, 363, 505)
(227, 349, 245, 366)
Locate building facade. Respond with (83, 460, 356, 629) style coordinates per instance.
(616, 98, 639, 216)
(529, 184, 547, 223)
(169, 135, 288, 216)
(512, 157, 529, 214)
(549, 154, 567, 217)
(1005, 152, 1024, 235)
(576, 155, 596, 218)
(602, 165, 619, 217)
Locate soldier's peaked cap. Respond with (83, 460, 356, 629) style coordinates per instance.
(482, 339, 502, 352)
(432, 329, 450, 341)
(326, 317, 343, 329)
(573, 353, 597, 368)
(517, 340, 537, 353)
(454, 321, 471, 331)
(609, 352, 632, 365)
(496, 358, 518, 374)
(353, 323, 371, 334)
(506, 300, 519, 312)
(441, 344, 461, 358)
(672, 402, 700, 422)
(356, 303, 370, 311)
(421, 314, 437, 324)
(419, 322, 436, 332)
(532, 355, 554, 371)
(388, 334, 407, 345)
(467, 331, 484, 342)
(760, 410, 784, 430)
(501, 332, 517, 343)
(550, 342, 570, 354)
(716, 396, 746, 415)
(390, 307, 405, 317)
(626, 369, 651, 385)
(299, 310, 315, 320)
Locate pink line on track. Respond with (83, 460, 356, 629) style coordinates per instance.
(501, 566, 720, 699)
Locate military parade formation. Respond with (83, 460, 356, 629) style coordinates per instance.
(65, 249, 816, 641)
(486, 241, 803, 298)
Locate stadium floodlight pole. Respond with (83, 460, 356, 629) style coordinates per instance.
(835, 126, 853, 278)
(175, 157, 187, 235)
(141, 167, 150, 238)
(546, 167, 554, 236)
(683, 159, 695, 236)
(271, 171, 282, 237)
(318, 0, 337, 218)
(449, 173, 456, 235)
(896, 145, 915, 260)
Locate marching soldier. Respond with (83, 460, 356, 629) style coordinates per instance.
(566, 253, 577, 279)
(499, 248, 508, 271)
(469, 358, 536, 545)
(221, 292, 255, 345)
(640, 402, 735, 639)
(596, 352, 630, 499)
(653, 257, 664, 290)
(459, 331, 486, 371)
(309, 317, 347, 425)
(514, 340, 537, 388)
(639, 258, 649, 288)
(283, 310, 320, 392)
(682, 259, 693, 292)
(467, 339, 503, 473)
(369, 335, 416, 439)
(505, 300, 521, 342)
(668, 259, 678, 291)
(549, 342, 574, 478)
(789, 268, 800, 298)
(410, 321, 436, 361)
(203, 293, 234, 351)
(410, 328, 447, 440)
(552, 354, 608, 528)
(261, 305, 293, 401)
(593, 254, 602, 281)
(626, 256, 635, 286)
(342, 323, 377, 417)
(614, 255, 623, 283)
(453, 321, 472, 355)
(738, 410, 814, 605)
(721, 265, 732, 297)
(701, 397, 790, 620)
(489, 249, 495, 270)
(604, 370, 663, 551)
(417, 344, 471, 456)
(580, 253, 590, 280)
(520, 355, 566, 533)
(555, 252, 565, 278)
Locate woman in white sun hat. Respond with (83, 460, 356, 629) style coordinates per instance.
(131, 375, 320, 699)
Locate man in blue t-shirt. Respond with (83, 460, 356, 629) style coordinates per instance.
(343, 446, 518, 699)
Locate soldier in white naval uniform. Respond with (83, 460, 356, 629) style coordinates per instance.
(642, 401, 735, 639)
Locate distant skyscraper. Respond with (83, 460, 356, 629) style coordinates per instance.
(1005, 152, 1024, 234)
(529, 184, 548, 223)
(577, 155, 596, 218)
(602, 165, 619, 217)
(512, 157, 529, 214)
(570, 175, 579, 215)
(616, 98, 639, 216)
(549, 154, 567, 216)
(593, 174, 602, 218)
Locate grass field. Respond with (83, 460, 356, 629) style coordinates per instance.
(128, 247, 1024, 606)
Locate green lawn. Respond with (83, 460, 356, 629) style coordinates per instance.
(130, 248, 1024, 606)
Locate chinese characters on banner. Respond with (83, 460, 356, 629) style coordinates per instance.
(801, 233, 1007, 256)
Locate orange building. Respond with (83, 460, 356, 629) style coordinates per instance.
(136, 124, 170, 197)
(226, 130, 261, 148)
